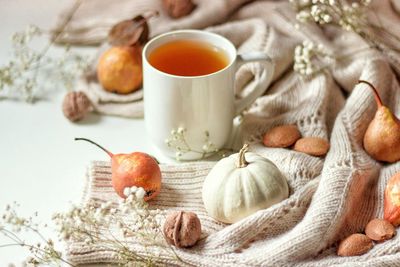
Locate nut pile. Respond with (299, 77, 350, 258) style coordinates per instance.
(263, 124, 330, 157)
(337, 218, 396, 256)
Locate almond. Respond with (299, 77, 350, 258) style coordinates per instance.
(365, 218, 396, 242)
(294, 137, 330, 157)
(337, 233, 373, 256)
(263, 125, 301, 148)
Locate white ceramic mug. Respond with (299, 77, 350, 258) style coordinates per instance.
(143, 30, 274, 160)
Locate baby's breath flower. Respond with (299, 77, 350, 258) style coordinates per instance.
(175, 151, 183, 160)
(288, 0, 400, 83)
(165, 127, 226, 160)
(165, 139, 172, 147)
(135, 188, 146, 200)
(177, 127, 185, 134)
(290, 0, 368, 30)
(202, 144, 210, 152)
(130, 186, 138, 192)
(293, 41, 331, 76)
(1, 24, 90, 102)
(296, 10, 311, 22)
(123, 187, 131, 197)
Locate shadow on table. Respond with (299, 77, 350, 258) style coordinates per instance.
(77, 113, 102, 125)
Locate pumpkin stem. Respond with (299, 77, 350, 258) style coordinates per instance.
(237, 144, 249, 168)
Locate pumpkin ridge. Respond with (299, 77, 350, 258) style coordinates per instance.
(216, 165, 236, 222)
(247, 164, 267, 195)
(245, 165, 267, 213)
(222, 167, 243, 222)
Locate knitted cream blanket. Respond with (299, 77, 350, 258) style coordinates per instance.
(55, 0, 400, 266)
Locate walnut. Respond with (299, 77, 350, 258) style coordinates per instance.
(62, 91, 92, 122)
(163, 211, 201, 248)
(163, 0, 196, 19)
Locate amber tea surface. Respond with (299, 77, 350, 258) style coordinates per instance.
(148, 39, 229, 76)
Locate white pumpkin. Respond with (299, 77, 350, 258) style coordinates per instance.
(202, 144, 289, 224)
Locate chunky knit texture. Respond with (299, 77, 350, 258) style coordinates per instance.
(57, 0, 400, 265)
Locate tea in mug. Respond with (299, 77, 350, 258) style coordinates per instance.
(148, 39, 229, 76)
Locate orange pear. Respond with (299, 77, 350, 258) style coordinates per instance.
(97, 46, 142, 94)
(359, 80, 400, 163)
(75, 138, 161, 201)
(384, 172, 400, 226)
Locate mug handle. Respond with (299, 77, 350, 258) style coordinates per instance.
(234, 52, 275, 115)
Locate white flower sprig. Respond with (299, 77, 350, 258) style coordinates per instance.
(0, 25, 90, 102)
(289, 0, 400, 76)
(1, 202, 73, 266)
(0, 1, 89, 102)
(293, 40, 333, 76)
(1, 187, 183, 266)
(165, 127, 219, 160)
(290, 0, 371, 31)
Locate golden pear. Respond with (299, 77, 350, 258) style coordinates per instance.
(97, 46, 142, 94)
(360, 80, 400, 163)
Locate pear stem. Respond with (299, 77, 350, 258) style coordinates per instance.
(358, 80, 383, 107)
(237, 144, 249, 168)
(75, 138, 114, 157)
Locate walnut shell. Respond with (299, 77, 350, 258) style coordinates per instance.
(163, 0, 196, 19)
(263, 125, 301, 148)
(62, 91, 91, 122)
(163, 211, 201, 248)
(365, 218, 396, 242)
(294, 137, 330, 157)
(337, 233, 373, 257)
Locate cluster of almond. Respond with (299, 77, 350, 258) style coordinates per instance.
(262, 124, 330, 157)
(338, 218, 396, 256)
(338, 171, 400, 256)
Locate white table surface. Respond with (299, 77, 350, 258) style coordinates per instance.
(0, 1, 169, 265)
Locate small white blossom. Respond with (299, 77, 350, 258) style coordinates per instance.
(123, 187, 131, 197)
(126, 195, 134, 204)
(296, 10, 311, 22)
(135, 188, 146, 200)
(322, 14, 332, 23)
(202, 144, 210, 152)
(175, 151, 183, 159)
(130, 186, 138, 193)
(177, 127, 185, 134)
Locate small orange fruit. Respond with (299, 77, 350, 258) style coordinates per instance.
(75, 138, 161, 201)
(97, 46, 142, 94)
